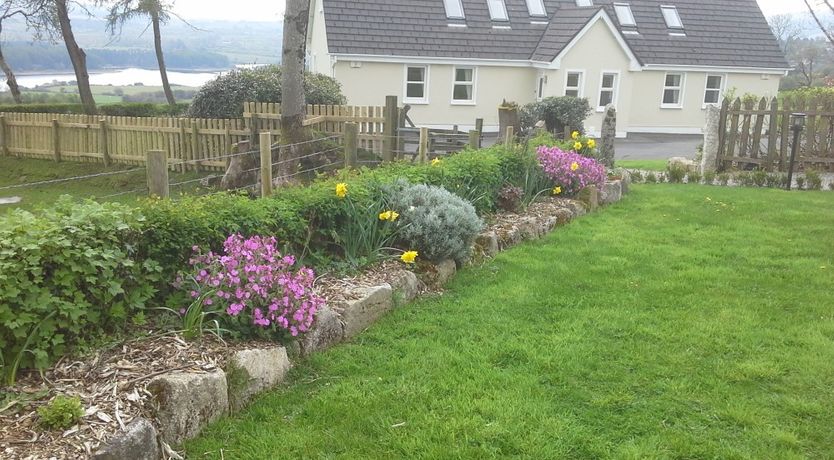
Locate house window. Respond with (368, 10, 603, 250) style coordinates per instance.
(613, 3, 636, 26)
(452, 67, 476, 103)
(598, 72, 618, 109)
(537, 75, 546, 101)
(404, 66, 428, 103)
(443, 0, 465, 19)
(575, 0, 593, 6)
(526, 0, 547, 16)
(660, 5, 683, 29)
(703, 75, 724, 105)
(487, 0, 509, 21)
(662, 73, 684, 108)
(565, 71, 583, 97)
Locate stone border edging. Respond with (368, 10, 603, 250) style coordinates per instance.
(92, 180, 627, 459)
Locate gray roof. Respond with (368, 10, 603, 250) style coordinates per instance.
(322, 0, 789, 69)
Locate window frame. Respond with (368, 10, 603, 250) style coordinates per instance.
(564, 70, 585, 98)
(702, 74, 725, 108)
(613, 3, 636, 27)
(661, 72, 685, 109)
(660, 5, 683, 29)
(575, 0, 593, 6)
(597, 70, 620, 112)
(451, 66, 477, 105)
(525, 0, 547, 16)
(536, 74, 546, 102)
(443, 0, 465, 19)
(487, 0, 509, 21)
(403, 65, 430, 105)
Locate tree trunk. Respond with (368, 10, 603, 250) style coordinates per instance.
(56, 0, 96, 115)
(151, 10, 175, 106)
(277, 0, 311, 182)
(0, 45, 22, 104)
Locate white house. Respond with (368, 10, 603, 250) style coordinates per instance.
(307, 0, 789, 137)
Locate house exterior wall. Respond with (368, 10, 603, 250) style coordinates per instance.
(333, 61, 538, 130)
(308, 0, 331, 76)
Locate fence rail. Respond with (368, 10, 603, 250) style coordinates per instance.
(717, 96, 834, 171)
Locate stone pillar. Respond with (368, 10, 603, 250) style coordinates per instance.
(701, 104, 720, 174)
(600, 105, 616, 168)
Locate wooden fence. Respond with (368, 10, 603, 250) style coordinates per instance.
(718, 96, 834, 171)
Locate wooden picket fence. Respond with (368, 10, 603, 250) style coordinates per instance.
(718, 95, 834, 171)
(243, 102, 388, 154)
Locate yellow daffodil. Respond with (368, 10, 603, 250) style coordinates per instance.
(379, 210, 400, 222)
(553, 186, 562, 195)
(335, 183, 348, 198)
(570, 162, 580, 171)
(571, 131, 580, 140)
(400, 250, 418, 264)
(587, 139, 596, 149)
(431, 158, 442, 166)
(574, 141, 583, 151)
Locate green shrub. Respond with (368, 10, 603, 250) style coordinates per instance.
(520, 96, 592, 135)
(795, 176, 806, 190)
(629, 170, 644, 183)
(703, 170, 716, 185)
(0, 102, 189, 116)
(805, 170, 823, 190)
(645, 172, 658, 184)
(752, 170, 768, 187)
(686, 171, 702, 184)
(37, 395, 83, 430)
(189, 65, 346, 119)
(765, 173, 784, 188)
(0, 199, 161, 383)
(667, 164, 687, 183)
(737, 172, 754, 187)
(717, 172, 730, 186)
(384, 181, 484, 263)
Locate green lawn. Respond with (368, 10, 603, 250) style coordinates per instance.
(616, 159, 667, 171)
(185, 185, 834, 459)
(0, 156, 215, 211)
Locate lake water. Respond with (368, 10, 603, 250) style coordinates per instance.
(8, 68, 223, 90)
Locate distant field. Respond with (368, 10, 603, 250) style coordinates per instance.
(30, 84, 199, 104)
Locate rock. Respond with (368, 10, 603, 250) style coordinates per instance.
(92, 418, 159, 460)
(577, 185, 599, 211)
(599, 105, 617, 168)
(227, 348, 291, 412)
(668, 156, 697, 172)
(701, 105, 720, 174)
(538, 215, 561, 235)
(552, 208, 574, 226)
(619, 169, 632, 194)
(435, 259, 457, 286)
(341, 285, 394, 339)
(497, 225, 523, 250)
(0, 196, 22, 205)
(389, 271, 422, 303)
(564, 200, 587, 218)
(220, 141, 259, 191)
(300, 306, 344, 356)
(601, 180, 623, 205)
(475, 231, 500, 257)
(518, 217, 542, 240)
(148, 371, 229, 445)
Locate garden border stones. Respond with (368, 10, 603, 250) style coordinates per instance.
(93, 184, 627, 459)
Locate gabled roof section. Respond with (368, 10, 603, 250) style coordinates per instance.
(321, 0, 790, 70)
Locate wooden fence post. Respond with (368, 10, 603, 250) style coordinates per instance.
(475, 118, 484, 135)
(418, 127, 429, 164)
(504, 125, 515, 149)
(260, 132, 273, 197)
(52, 119, 61, 162)
(191, 123, 200, 171)
(146, 150, 169, 198)
(249, 114, 259, 146)
(344, 122, 358, 168)
(767, 97, 779, 171)
(469, 130, 480, 149)
(99, 119, 111, 166)
(382, 95, 397, 162)
(0, 115, 7, 156)
(178, 122, 188, 173)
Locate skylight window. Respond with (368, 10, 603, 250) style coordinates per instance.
(575, 0, 593, 6)
(443, 0, 465, 19)
(661, 5, 683, 29)
(526, 0, 547, 16)
(487, 0, 509, 21)
(613, 3, 636, 27)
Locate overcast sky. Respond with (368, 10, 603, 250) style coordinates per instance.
(166, 0, 812, 22)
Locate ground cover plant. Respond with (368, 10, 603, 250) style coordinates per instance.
(185, 185, 834, 459)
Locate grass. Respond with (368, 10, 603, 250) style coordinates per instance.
(616, 159, 667, 171)
(33, 84, 199, 103)
(0, 156, 215, 211)
(185, 185, 834, 459)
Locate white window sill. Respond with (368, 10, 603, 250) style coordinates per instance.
(451, 101, 476, 106)
(404, 99, 429, 105)
(701, 103, 719, 110)
(660, 104, 683, 109)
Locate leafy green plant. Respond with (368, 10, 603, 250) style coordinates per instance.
(667, 164, 687, 183)
(37, 395, 83, 430)
(385, 181, 484, 263)
(646, 172, 658, 184)
(795, 176, 806, 190)
(687, 170, 702, 184)
(805, 170, 823, 190)
(765, 173, 784, 188)
(752, 170, 768, 187)
(717, 172, 731, 186)
(520, 96, 592, 135)
(157, 289, 225, 341)
(737, 172, 754, 187)
(703, 171, 716, 185)
(630, 170, 644, 183)
(497, 184, 523, 212)
(332, 182, 403, 268)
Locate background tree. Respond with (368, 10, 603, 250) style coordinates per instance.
(768, 13, 804, 55)
(791, 39, 829, 87)
(804, 0, 834, 46)
(103, 0, 178, 105)
(0, 1, 41, 103)
(278, 0, 311, 182)
(52, 0, 96, 114)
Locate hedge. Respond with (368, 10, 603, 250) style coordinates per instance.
(0, 102, 190, 117)
(0, 144, 534, 382)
